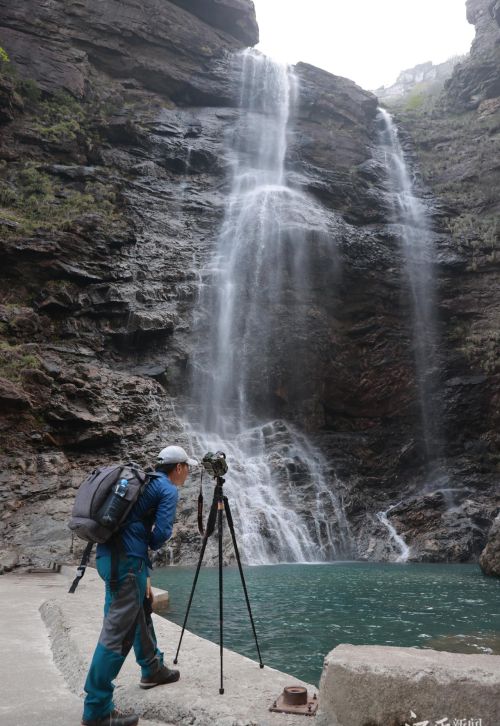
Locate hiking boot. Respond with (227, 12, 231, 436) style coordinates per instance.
(81, 708, 139, 726)
(139, 665, 180, 689)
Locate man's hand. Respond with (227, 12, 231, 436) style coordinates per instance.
(146, 576, 154, 606)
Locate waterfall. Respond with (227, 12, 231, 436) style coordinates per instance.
(376, 504, 410, 562)
(377, 108, 446, 488)
(187, 49, 352, 564)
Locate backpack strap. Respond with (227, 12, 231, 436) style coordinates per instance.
(109, 536, 123, 593)
(68, 542, 94, 594)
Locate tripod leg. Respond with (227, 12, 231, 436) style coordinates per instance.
(217, 500, 224, 694)
(173, 498, 217, 664)
(223, 496, 264, 668)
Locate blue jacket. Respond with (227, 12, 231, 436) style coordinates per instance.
(96, 472, 179, 566)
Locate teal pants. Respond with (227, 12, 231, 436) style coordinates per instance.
(82, 555, 164, 721)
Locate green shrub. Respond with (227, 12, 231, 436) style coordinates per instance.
(31, 89, 85, 144)
(17, 78, 41, 104)
(404, 90, 425, 112)
(0, 161, 123, 235)
(0, 342, 40, 382)
(445, 214, 500, 250)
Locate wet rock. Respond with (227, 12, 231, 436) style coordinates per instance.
(130, 364, 168, 381)
(378, 491, 497, 563)
(0, 234, 61, 258)
(45, 165, 98, 181)
(36, 289, 77, 314)
(0, 305, 41, 337)
(0, 378, 32, 411)
(0, 548, 19, 574)
(480, 514, 500, 576)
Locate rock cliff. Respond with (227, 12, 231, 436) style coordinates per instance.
(391, 0, 500, 574)
(375, 58, 462, 101)
(0, 0, 498, 571)
(0, 0, 258, 566)
(0, 0, 380, 568)
(446, 0, 500, 108)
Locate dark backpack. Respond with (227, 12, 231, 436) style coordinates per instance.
(68, 462, 151, 593)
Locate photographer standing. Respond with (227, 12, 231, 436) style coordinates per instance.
(81, 445, 197, 726)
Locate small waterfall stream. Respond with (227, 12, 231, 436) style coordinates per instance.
(377, 108, 446, 490)
(186, 50, 352, 564)
(376, 503, 410, 562)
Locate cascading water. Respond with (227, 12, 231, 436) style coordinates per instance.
(377, 108, 446, 490)
(187, 49, 352, 564)
(376, 503, 410, 562)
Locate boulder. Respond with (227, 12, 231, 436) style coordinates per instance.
(316, 644, 500, 726)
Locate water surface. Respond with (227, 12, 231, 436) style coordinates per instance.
(153, 562, 500, 685)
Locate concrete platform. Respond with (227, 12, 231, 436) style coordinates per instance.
(316, 643, 500, 726)
(0, 567, 316, 726)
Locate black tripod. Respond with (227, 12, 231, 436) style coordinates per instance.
(173, 476, 264, 693)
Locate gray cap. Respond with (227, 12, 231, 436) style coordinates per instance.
(157, 445, 198, 466)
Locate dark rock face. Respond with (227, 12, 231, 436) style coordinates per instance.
(480, 514, 500, 576)
(169, 0, 259, 46)
(389, 0, 500, 572)
(445, 0, 500, 109)
(0, 0, 381, 561)
(0, 0, 497, 571)
(0, 0, 247, 103)
(0, 0, 257, 567)
(291, 63, 381, 225)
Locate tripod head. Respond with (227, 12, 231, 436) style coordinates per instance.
(201, 451, 227, 479)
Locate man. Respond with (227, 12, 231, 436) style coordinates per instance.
(81, 445, 197, 726)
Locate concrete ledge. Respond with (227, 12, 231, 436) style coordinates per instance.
(38, 567, 315, 726)
(6, 567, 498, 726)
(316, 644, 500, 726)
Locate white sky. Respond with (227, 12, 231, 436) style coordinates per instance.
(253, 0, 475, 90)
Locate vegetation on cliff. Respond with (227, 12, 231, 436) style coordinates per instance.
(0, 74, 125, 238)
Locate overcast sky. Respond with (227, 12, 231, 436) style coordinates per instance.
(253, 0, 475, 90)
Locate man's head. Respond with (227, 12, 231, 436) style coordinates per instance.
(156, 445, 198, 487)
